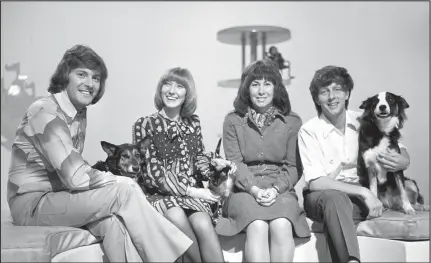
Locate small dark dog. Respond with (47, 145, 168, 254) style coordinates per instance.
(92, 138, 151, 180)
(358, 92, 427, 214)
(207, 138, 234, 197)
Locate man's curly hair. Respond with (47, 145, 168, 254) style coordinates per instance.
(309, 65, 354, 115)
(48, 44, 108, 105)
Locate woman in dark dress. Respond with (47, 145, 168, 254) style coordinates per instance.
(132, 67, 236, 262)
(215, 60, 311, 262)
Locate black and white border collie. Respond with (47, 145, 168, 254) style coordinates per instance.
(357, 91, 422, 215)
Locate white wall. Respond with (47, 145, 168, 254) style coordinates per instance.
(1, 2, 429, 206)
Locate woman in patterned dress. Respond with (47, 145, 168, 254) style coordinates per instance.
(132, 67, 236, 262)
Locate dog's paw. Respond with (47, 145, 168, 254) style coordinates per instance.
(403, 206, 416, 215)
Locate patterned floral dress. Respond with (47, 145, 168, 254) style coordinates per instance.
(132, 112, 219, 219)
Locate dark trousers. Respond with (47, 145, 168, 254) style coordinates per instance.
(303, 189, 368, 263)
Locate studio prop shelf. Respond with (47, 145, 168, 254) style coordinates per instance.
(217, 25, 294, 88)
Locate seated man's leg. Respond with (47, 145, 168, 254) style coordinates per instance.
(303, 189, 361, 262)
(10, 176, 191, 262)
(86, 215, 141, 262)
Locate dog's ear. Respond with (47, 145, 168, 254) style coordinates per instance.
(397, 95, 409, 109)
(394, 95, 409, 129)
(215, 138, 222, 157)
(359, 97, 372, 110)
(101, 141, 118, 157)
(138, 137, 151, 156)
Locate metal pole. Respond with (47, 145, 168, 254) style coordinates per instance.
(261, 32, 266, 60)
(241, 32, 246, 72)
(250, 31, 257, 62)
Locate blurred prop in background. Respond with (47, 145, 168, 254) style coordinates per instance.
(266, 46, 294, 80)
(1, 62, 41, 150)
(217, 25, 294, 88)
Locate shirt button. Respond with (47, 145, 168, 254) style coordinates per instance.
(260, 136, 263, 139)
(261, 152, 264, 155)
(329, 160, 334, 164)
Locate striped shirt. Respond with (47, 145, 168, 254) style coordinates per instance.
(7, 91, 116, 205)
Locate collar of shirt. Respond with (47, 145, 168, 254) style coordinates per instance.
(53, 91, 82, 121)
(319, 110, 360, 138)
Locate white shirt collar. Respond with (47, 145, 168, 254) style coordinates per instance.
(319, 110, 360, 138)
(53, 91, 78, 119)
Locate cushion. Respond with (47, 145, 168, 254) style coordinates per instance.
(295, 177, 429, 241)
(51, 243, 107, 262)
(357, 209, 429, 240)
(1, 207, 12, 224)
(306, 209, 429, 241)
(1, 223, 102, 262)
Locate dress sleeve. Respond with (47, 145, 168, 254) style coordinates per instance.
(273, 116, 302, 194)
(190, 115, 218, 182)
(223, 114, 256, 194)
(24, 109, 116, 191)
(133, 116, 191, 196)
(132, 117, 147, 145)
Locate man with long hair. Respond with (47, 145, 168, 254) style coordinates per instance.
(7, 44, 191, 262)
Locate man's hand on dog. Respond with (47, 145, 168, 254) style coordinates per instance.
(377, 149, 410, 172)
(211, 158, 237, 175)
(362, 189, 384, 219)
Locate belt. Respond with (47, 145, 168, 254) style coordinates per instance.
(247, 162, 282, 173)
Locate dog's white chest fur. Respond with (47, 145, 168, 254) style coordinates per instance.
(363, 137, 390, 183)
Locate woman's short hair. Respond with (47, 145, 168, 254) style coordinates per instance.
(48, 44, 108, 105)
(309, 65, 354, 115)
(154, 67, 197, 117)
(233, 59, 291, 116)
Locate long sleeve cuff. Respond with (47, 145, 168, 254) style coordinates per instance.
(245, 184, 256, 195)
(273, 182, 289, 194)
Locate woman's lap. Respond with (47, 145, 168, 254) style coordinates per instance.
(216, 191, 311, 237)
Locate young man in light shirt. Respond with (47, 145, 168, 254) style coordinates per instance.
(298, 66, 410, 263)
